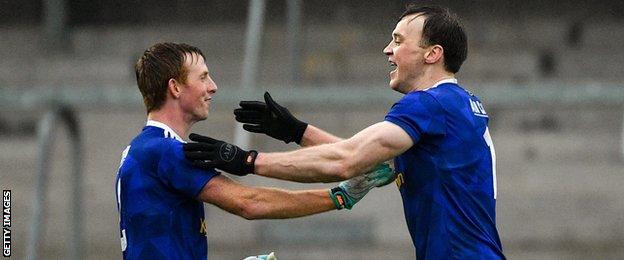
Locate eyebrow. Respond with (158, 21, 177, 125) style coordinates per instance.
(195, 70, 208, 78)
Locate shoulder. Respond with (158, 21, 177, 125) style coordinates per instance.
(401, 88, 438, 102)
(391, 89, 444, 114)
(425, 83, 476, 109)
(150, 138, 184, 161)
(140, 136, 175, 151)
(426, 83, 463, 99)
(129, 131, 179, 160)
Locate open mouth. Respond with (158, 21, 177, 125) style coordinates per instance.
(389, 60, 397, 72)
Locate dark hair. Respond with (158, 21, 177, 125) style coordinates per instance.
(135, 42, 205, 113)
(399, 4, 467, 73)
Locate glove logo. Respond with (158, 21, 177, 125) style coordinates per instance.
(219, 143, 237, 162)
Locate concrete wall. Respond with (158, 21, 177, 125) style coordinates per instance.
(1, 102, 623, 259)
(1, 6, 624, 258)
(2, 20, 624, 89)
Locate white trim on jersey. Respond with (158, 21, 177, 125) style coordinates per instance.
(422, 78, 458, 91)
(483, 127, 497, 199)
(116, 178, 122, 212)
(146, 120, 185, 142)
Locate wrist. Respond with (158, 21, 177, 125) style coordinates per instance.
(329, 187, 352, 210)
(292, 121, 308, 144)
(252, 152, 265, 175)
(244, 150, 258, 174)
(299, 125, 314, 147)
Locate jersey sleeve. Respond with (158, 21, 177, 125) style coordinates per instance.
(384, 91, 446, 144)
(158, 140, 220, 198)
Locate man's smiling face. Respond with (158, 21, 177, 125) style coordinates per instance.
(383, 14, 429, 94)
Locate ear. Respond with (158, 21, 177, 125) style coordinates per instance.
(424, 45, 444, 64)
(168, 78, 182, 99)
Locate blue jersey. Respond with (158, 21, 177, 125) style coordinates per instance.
(115, 121, 219, 259)
(384, 80, 504, 259)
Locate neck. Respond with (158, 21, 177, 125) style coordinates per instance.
(408, 69, 455, 92)
(147, 107, 193, 139)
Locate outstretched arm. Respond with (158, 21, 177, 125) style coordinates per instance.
(254, 121, 413, 183)
(184, 122, 410, 182)
(299, 125, 342, 147)
(198, 164, 396, 219)
(199, 175, 334, 219)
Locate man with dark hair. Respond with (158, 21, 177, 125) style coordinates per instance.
(185, 4, 505, 259)
(115, 42, 396, 259)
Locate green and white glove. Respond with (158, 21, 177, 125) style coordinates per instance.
(243, 252, 276, 260)
(329, 163, 396, 210)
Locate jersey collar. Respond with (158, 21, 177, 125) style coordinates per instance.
(146, 120, 184, 142)
(423, 78, 458, 91)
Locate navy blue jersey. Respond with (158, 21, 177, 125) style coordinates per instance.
(115, 121, 219, 259)
(385, 80, 504, 259)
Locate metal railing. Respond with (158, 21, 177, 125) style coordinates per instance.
(27, 105, 84, 260)
(2, 84, 623, 161)
(233, 0, 266, 150)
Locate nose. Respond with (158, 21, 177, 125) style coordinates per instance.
(383, 42, 393, 56)
(207, 77, 217, 94)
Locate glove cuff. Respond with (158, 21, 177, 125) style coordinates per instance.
(243, 150, 258, 174)
(329, 187, 353, 210)
(292, 121, 308, 145)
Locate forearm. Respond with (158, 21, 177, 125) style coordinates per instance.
(254, 122, 411, 183)
(254, 140, 374, 183)
(187, 122, 411, 183)
(299, 125, 343, 147)
(200, 176, 336, 220)
(242, 187, 335, 219)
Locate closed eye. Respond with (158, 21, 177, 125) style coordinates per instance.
(392, 33, 403, 46)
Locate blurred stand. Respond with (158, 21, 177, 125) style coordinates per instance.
(1, 0, 624, 259)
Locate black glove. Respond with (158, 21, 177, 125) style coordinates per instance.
(183, 133, 258, 176)
(234, 92, 308, 144)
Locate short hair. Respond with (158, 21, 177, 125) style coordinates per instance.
(399, 4, 467, 73)
(135, 42, 205, 113)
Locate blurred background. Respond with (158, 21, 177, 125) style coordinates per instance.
(1, 0, 623, 259)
